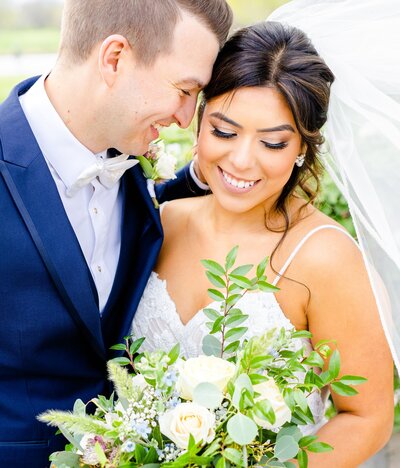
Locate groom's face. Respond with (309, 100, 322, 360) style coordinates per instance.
(108, 13, 220, 156)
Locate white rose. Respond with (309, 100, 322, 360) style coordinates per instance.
(155, 151, 177, 180)
(131, 374, 148, 391)
(159, 402, 216, 449)
(177, 355, 236, 400)
(253, 378, 291, 429)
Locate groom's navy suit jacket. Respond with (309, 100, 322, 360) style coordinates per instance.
(0, 77, 203, 467)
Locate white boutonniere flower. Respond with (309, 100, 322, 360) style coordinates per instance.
(136, 140, 177, 208)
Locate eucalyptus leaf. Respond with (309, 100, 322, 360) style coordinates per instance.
(206, 271, 227, 288)
(292, 330, 313, 339)
(168, 343, 180, 365)
(249, 373, 269, 385)
(231, 264, 253, 276)
(109, 357, 131, 366)
(297, 449, 308, 468)
(202, 334, 222, 356)
(227, 413, 258, 445)
(299, 435, 318, 448)
(331, 381, 359, 396)
(72, 399, 86, 416)
(306, 441, 333, 453)
(94, 441, 108, 465)
(253, 399, 276, 425)
(232, 373, 253, 409)
(224, 340, 241, 354)
(294, 389, 309, 413)
(211, 316, 224, 334)
(274, 435, 299, 462)
(258, 281, 280, 293)
(256, 256, 269, 278)
(277, 425, 303, 443)
(328, 349, 340, 379)
(303, 351, 324, 368)
(130, 337, 145, 355)
(225, 327, 247, 343)
(207, 288, 225, 302)
(226, 294, 241, 306)
(49, 451, 81, 468)
(203, 307, 221, 321)
(223, 447, 243, 466)
(225, 245, 239, 270)
(229, 274, 253, 289)
(201, 259, 226, 276)
(193, 382, 223, 409)
(339, 375, 367, 385)
(109, 343, 127, 351)
(226, 314, 249, 327)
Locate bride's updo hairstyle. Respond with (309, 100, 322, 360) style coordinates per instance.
(200, 21, 335, 223)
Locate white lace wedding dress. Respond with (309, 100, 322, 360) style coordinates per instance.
(132, 224, 354, 434)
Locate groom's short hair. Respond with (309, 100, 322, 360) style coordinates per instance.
(59, 0, 233, 65)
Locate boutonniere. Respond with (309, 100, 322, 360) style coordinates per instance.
(136, 140, 177, 209)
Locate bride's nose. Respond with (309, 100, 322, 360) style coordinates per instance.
(229, 139, 255, 172)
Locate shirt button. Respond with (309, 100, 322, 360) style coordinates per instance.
(97, 265, 102, 273)
(93, 207, 98, 215)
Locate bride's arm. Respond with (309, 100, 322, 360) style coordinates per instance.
(303, 229, 393, 467)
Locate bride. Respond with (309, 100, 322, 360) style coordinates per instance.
(132, 8, 394, 468)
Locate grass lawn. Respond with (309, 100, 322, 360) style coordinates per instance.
(0, 28, 59, 55)
(0, 76, 25, 103)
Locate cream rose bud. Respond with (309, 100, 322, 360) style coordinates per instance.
(177, 355, 236, 400)
(155, 151, 177, 180)
(159, 402, 216, 449)
(253, 378, 291, 429)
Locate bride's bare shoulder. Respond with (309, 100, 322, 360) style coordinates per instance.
(160, 196, 208, 232)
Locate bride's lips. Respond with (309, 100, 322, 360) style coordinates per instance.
(218, 167, 260, 194)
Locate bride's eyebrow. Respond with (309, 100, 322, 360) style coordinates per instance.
(209, 112, 295, 133)
(210, 112, 242, 128)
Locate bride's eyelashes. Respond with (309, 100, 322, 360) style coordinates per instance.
(211, 126, 235, 139)
(179, 89, 191, 97)
(260, 141, 288, 150)
(211, 126, 288, 150)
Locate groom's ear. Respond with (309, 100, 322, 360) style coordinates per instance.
(98, 34, 131, 87)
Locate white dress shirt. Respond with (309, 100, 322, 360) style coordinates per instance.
(19, 75, 122, 313)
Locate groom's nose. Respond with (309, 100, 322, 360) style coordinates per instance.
(174, 95, 198, 129)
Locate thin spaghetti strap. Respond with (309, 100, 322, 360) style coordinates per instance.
(271, 224, 357, 286)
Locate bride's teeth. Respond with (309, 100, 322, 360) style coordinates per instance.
(153, 123, 162, 131)
(222, 170, 256, 189)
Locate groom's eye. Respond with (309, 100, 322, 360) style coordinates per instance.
(211, 126, 236, 139)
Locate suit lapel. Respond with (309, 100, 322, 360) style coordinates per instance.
(101, 165, 163, 349)
(0, 79, 105, 359)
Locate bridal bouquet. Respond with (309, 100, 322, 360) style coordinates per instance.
(39, 247, 365, 468)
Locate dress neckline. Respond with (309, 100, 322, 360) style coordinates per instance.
(149, 271, 290, 328)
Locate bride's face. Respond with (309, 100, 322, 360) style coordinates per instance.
(197, 86, 304, 214)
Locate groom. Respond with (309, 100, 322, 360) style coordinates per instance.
(0, 0, 232, 465)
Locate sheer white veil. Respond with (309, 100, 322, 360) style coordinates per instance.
(268, 0, 400, 371)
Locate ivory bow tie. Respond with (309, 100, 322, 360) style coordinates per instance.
(66, 153, 139, 197)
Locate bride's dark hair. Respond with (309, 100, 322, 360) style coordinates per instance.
(198, 21, 335, 285)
